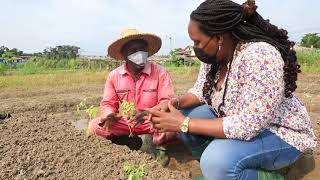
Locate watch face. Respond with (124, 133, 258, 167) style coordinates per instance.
(181, 125, 188, 132)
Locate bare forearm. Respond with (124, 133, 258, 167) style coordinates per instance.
(188, 118, 226, 138)
(175, 93, 202, 109)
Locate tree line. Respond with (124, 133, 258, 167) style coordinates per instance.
(1, 33, 319, 62)
(0, 45, 80, 61)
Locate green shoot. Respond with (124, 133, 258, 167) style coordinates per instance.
(120, 100, 136, 120)
(85, 105, 99, 119)
(77, 98, 99, 119)
(77, 98, 88, 112)
(123, 164, 146, 180)
(76, 98, 99, 137)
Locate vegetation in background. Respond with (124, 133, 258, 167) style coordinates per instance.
(43, 45, 80, 59)
(1, 32, 320, 75)
(301, 33, 320, 49)
(295, 48, 320, 72)
(0, 46, 23, 58)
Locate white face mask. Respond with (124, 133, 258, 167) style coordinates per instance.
(127, 51, 148, 66)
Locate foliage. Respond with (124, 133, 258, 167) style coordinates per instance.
(123, 164, 146, 180)
(0, 46, 23, 58)
(0, 63, 8, 75)
(76, 98, 99, 137)
(296, 48, 320, 65)
(301, 33, 320, 49)
(76, 98, 99, 119)
(120, 100, 136, 120)
(1, 51, 16, 61)
(85, 105, 99, 120)
(167, 50, 185, 67)
(43, 45, 80, 59)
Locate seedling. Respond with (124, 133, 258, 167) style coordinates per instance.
(76, 97, 99, 137)
(123, 163, 146, 180)
(77, 98, 99, 119)
(85, 105, 99, 119)
(120, 100, 136, 120)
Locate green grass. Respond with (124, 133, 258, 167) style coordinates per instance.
(0, 58, 120, 76)
(296, 48, 320, 73)
(0, 47, 318, 92)
(0, 70, 108, 91)
(0, 65, 200, 99)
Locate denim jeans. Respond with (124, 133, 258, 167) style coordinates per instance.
(178, 105, 302, 180)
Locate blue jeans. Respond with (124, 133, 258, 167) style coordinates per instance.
(178, 105, 302, 180)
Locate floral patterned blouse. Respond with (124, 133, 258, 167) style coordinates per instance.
(189, 42, 317, 152)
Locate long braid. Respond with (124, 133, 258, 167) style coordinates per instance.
(203, 63, 220, 105)
(191, 0, 300, 103)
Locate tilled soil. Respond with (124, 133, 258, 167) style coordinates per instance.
(0, 110, 191, 180)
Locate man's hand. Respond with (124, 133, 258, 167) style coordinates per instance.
(150, 98, 179, 113)
(98, 113, 121, 129)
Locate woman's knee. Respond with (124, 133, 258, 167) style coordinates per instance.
(180, 104, 216, 119)
(200, 140, 241, 180)
(200, 140, 232, 179)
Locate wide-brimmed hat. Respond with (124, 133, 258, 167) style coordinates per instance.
(107, 28, 162, 60)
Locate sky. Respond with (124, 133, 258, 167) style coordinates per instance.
(1, 0, 319, 55)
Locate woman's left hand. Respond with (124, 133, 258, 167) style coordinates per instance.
(147, 100, 186, 132)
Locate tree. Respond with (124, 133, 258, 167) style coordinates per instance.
(1, 51, 16, 61)
(0, 46, 9, 57)
(43, 45, 80, 60)
(301, 33, 320, 48)
(0, 46, 24, 58)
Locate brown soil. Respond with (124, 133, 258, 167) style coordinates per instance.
(0, 86, 191, 179)
(0, 72, 319, 180)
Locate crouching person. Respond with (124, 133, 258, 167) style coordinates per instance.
(88, 28, 176, 166)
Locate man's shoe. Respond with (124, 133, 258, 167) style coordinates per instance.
(109, 135, 143, 150)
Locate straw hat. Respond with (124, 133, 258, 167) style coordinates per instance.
(107, 28, 162, 60)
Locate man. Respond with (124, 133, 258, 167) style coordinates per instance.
(88, 28, 175, 165)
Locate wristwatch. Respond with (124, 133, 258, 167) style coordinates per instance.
(180, 116, 190, 133)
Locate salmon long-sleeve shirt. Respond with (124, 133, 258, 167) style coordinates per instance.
(100, 62, 174, 118)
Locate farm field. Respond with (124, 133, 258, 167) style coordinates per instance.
(0, 67, 319, 179)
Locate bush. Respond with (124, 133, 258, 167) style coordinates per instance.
(0, 63, 8, 75)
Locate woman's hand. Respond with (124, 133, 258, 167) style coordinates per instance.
(149, 98, 180, 113)
(147, 100, 186, 132)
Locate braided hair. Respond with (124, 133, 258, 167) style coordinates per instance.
(191, 0, 301, 105)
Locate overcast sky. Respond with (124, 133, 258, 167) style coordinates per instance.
(1, 0, 319, 55)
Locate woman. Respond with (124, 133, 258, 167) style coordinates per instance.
(148, 0, 317, 179)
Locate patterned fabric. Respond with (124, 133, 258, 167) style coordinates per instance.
(188, 42, 317, 152)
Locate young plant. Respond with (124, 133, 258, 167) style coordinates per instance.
(123, 164, 146, 180)
(120, 100, 136, 120)
(77, 98, 88, 112)
(77, 98, 99, 119)
(76, 97, 99, 137)
(85, 105, 99, 119)
(119, 100, 137, 137)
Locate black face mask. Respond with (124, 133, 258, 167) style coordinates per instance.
(194, 47, 218, 64)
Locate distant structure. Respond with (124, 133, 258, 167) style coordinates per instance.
(173, 45, 197, 66)
(174, 45, 196, 57)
